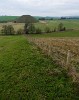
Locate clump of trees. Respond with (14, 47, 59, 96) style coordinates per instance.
(1, 25, 15, 35)
(24, 22, 42, 34)
(1, 25, 24, 35)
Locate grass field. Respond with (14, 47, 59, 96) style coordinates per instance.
(0, 35, 79, 99)
(30, 30, 79, 37)
(0, 16, 19, 22)
(35, 19, 79, 31)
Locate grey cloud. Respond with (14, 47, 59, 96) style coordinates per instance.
(0, 0, 79, 16)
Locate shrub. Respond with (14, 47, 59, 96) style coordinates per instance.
(53, 28, 56, 32)
(58, 23, 66, 31)
(35, 28, 42, 34)
(63, 27, 66, 31)
(45, 27, 51, 33)
(16, 29, 24, 35)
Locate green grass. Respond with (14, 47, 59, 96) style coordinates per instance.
(0, 35, 79, 99)
(0, 16, 19, 22)
(30, 30, 79, 38)
(35, 19, 79, 31)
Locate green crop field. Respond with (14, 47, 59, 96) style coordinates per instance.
(0, 35, 79, 99)
(0, 16, 19, 22)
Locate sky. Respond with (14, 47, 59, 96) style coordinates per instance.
(0, 0, 79, 16)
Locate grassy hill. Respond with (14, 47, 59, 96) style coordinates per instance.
(0, 35, 78, 99)
(0, 16, 19, 22)
(15, 15, 38, 23)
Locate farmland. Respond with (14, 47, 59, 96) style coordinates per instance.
(27, 37, 79, 81)
(0, 19, 79, 33)
(35, 19, 79, 31)
(0, 35, 78, 99)
(0, 16, 19, 22)
(0, 19, 79, 99)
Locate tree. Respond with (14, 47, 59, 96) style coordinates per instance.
(24, 23, 29, 34)
(63, 27, 66, 31)
(1, 25, 7, 35)
(1, 25, 15, 35)
(58, 23, 64, 31)
(7, 25, 15, 35)
(28, 23, 36, 34)
(24, 23, 35, 34)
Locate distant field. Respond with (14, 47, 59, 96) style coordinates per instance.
(0, 16, 19, 21)
(35, 19, 79, 31)
(0, 35, 78, 99)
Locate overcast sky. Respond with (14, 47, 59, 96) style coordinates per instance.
(0, 0, 79, 16)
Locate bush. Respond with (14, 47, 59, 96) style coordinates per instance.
(35, 28, 42, 34)
(45, 27, 51, 33)
(63, 27, 66, 31)
(53, 28, 56, 32)
(58, 23, 66, 31)
(17, 29, 24, 35)
(1, 25, 15, 35)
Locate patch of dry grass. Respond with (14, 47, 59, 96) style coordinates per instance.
(27, 36, 79, 82)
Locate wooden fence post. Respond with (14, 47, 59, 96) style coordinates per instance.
(48, 44, 51, 56)
(66, 50, 71, 69)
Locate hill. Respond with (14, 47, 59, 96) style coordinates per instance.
(15, 15, 38, 23)
(0, 16, 19, 22)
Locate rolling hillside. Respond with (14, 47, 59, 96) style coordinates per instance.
(0, 16, 19, 22)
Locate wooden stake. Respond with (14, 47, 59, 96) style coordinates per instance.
(66, 50, 71, 68)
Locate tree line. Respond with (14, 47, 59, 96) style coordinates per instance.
(1, 22, 66, 35)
